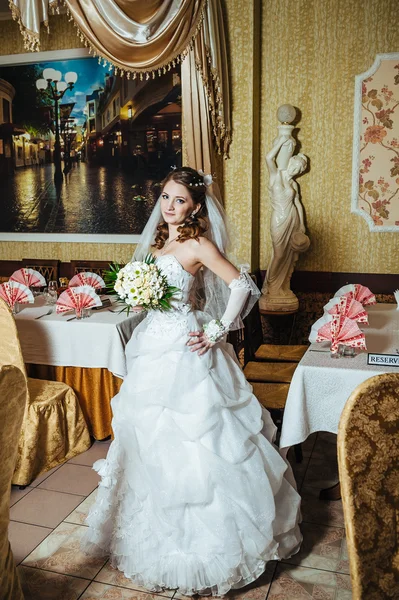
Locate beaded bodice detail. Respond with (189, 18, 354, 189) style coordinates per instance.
(145, 255, 195, 338)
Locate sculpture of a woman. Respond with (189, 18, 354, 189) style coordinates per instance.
(260, 134, 310, 312)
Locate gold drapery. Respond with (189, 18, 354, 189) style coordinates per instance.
(27, 364, 122, 440)
(10, 0, 231, 162)
(0, 365, 26, 600)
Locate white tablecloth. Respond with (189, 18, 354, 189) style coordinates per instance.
(15, 296, 144, 378)
(280, 303, 399, 449)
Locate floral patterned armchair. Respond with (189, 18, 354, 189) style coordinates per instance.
(338, 373, 399, 599)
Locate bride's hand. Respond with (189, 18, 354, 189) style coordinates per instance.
(187, 331, 213, 356)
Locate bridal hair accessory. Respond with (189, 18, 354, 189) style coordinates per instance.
(187, 170, 214, 188)
(198, 170, 213, 187)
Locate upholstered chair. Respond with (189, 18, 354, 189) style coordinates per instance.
(338, 373, 399, 599)
(0, 298, 91, 486)
(0, 364, 27, 600)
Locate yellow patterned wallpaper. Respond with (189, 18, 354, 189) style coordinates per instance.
(1, 2, 399, 273)
(260, 0, 399, 273)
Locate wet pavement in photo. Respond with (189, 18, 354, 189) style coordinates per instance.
(0, 163, 161, 235)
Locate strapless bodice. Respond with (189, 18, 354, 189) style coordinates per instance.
(155, 254, 195, 307)
(144, 255, 196, 338)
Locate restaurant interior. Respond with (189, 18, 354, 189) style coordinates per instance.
(0, 1, 398, 599)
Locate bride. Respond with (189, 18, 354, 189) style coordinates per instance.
(82, 166, 302, 596)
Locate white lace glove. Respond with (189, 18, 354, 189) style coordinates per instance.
(203, 276, 251, 342)
(187, 274, 252, 354)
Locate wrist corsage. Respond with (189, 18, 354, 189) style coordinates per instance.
(203, 319, 230, 343)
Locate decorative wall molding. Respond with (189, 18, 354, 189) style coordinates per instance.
(352, 53, 399, 232)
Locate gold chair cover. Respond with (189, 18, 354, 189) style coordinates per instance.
(338, 373, 399, 599)
(0, 299, 91, 487)
(0, 365, 26, 600)
(27, 364, 122, 440)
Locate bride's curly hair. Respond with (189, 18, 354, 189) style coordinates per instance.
(153, 167, 209, 250)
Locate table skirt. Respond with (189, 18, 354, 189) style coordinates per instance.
(26, 364, 122, 440)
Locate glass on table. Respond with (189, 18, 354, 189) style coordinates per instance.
(43, 287, 58, 305)
(82, 307, 92, 319)
(48, 280, 58, 293)
(29, 285, 41, 297)
(12, 302, 21, 315)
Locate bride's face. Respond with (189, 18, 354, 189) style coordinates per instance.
(161, 180, 200, 226)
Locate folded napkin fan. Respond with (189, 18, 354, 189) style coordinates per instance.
(10, 268, 46, 288)
(309, 313, 332, 344)
(0, 281, 34, 308)
(316, 313, 367, 354)
(394, 289, 399, 310)
(69, 272, 105, 289)
(56, 285, 102, 314)
(334, 283, 376, 306)
(325, 294, 368, 324)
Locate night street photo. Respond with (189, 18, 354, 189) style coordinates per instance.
(0, 54, 182, 237)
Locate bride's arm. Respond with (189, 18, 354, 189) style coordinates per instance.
(187, 238, 252, 355)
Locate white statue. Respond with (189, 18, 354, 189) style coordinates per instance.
(260, 105, 310, 312)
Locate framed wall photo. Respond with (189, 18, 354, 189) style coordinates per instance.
(352, 53, 399, 232)
(0, 48, 182, 243)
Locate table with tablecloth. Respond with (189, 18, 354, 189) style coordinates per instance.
(15, 297, 144, 439)
(280, 303, 399, 449)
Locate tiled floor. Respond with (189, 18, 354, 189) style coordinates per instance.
(9, 432, 351, 599)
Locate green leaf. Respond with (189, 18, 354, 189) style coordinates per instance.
(144, 253, 156, 264)
(159, 299, 170, 310)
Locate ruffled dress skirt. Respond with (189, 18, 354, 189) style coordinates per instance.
(82, 309, 302, 596)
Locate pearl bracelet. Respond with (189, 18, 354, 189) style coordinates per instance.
(203, 319, 230, 343)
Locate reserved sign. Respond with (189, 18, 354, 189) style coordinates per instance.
(367, 353, 399, 367)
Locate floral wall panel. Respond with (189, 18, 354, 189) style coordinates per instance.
(352, 54, 399, 231)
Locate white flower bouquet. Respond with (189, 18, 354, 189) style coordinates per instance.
(104, 255, 180, 313)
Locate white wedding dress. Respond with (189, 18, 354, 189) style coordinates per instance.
(83, 255, 302, 596)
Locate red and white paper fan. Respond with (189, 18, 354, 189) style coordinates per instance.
(316, 314, 367, 354)
(69, 272, 105, 289)
(334, 284, 376, 306)
(0, 281, 34, 308)
(10, 268, 46, 288)
(326, 295, 369, 324)
(309, 313, 332, 343)
(56, 285, 102, 314)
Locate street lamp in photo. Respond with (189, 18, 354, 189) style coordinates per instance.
(36, 68, 78, 183)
